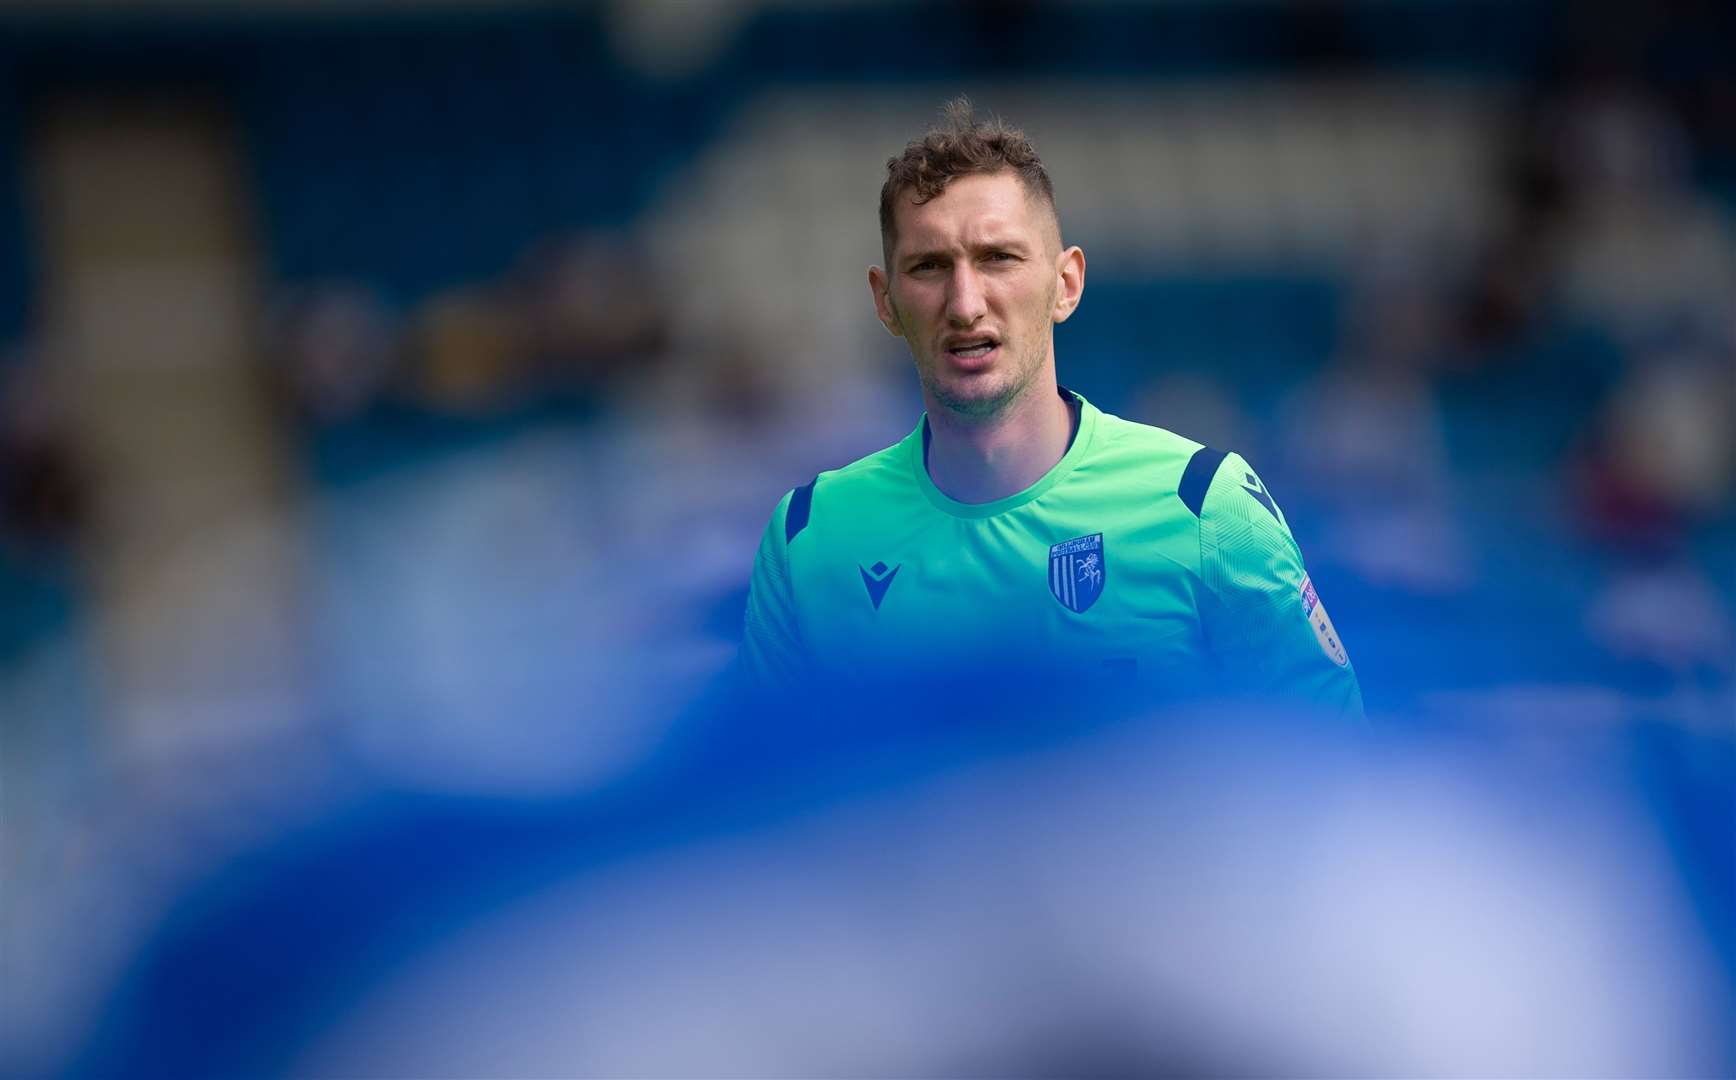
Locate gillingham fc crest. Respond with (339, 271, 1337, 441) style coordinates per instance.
(1049, 533, 1106, 613)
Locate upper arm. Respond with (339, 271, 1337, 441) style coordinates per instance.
(741, 481, 811, 689)
(1192, 450, 1365, 721)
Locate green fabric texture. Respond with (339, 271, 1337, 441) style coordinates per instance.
(743, 390, 1364, 719)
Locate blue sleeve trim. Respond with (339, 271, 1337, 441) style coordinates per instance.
(1178, 447, 1228, 518)
(784, 478, 816, 544)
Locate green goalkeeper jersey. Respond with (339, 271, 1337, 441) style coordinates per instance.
(743, 388, 1363, 719)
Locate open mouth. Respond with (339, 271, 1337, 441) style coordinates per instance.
(946, 336, 1000, 362)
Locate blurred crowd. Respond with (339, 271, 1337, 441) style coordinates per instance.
(1, 2, 1732, 1077)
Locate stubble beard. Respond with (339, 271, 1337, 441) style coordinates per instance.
(892, 294, 1053, 423)
(920, 337, 1042, 420)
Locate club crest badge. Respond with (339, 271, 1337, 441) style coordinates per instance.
(1300, 574, 1350, 667)
(1049, 533, 1106, 613)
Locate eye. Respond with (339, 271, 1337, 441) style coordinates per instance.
(986, 251, 1018, 263)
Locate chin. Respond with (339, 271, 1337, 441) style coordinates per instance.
(929, 378, 1020, 418)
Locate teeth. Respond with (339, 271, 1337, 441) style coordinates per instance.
(953, 343, 994, 357)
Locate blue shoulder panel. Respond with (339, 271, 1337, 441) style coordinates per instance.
(1178, 447, 1228, 518)
(784, 477, 816, 544)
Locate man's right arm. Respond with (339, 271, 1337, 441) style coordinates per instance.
(741, 488, 806, 689)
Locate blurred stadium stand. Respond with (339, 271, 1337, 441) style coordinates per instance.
(1, 1, 1732, 1077)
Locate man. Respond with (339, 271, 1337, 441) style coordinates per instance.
(742, 99, 1363, 719)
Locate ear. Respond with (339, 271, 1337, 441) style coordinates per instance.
(1051, 245, 1086, 324)
(868, 265, 904, 338)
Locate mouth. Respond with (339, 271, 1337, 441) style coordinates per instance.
(944, 334, 1001, 368)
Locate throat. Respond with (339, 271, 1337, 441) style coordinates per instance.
(924, 386, 1078, 504)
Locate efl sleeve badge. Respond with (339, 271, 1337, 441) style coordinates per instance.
(1300, 574, 1350, 667)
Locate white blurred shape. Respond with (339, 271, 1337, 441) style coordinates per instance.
(292, 723, 1730, 1076)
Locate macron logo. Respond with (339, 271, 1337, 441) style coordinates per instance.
(859, 561, 900, 611)
(1242, 472, 1281, 524)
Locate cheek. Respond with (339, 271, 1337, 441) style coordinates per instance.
(891, 287, 935, 329)
(1030, 280, 1060, 326)
(891, 295, 920, 333)
(1009, 282, 1052, 330)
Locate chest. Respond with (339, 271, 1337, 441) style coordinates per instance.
(788, 506, 1204, 681)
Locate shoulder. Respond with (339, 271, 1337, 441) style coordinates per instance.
(765, 425, 922, 548)
(1092, 406, 1205, 459)
(1197, 449, 1291, 537)
(817, 431, 914, 493)
(1087, 410, 1298, 551)
(1072, 399, 1211, 506)
(1185, 445, 1305, 575)
(1091, 411, 1279, 533)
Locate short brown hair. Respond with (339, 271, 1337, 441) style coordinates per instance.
(878, 97, 1057, 268)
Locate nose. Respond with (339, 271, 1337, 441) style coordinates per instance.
(944, 264, 987, 327)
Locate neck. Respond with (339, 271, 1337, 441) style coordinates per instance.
(924, 376, 1076, 504)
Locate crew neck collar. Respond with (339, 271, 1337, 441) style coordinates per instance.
(911, 386, 1097, 519)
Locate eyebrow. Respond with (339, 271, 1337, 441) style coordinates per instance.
(902, 238, 1033, 266)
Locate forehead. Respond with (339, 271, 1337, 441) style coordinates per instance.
(890, 172, 1052, 254)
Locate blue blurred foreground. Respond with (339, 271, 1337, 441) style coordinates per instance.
(60, 687, 1736, 1077)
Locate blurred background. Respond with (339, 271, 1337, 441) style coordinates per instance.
(1, 0, 1732, 1076)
